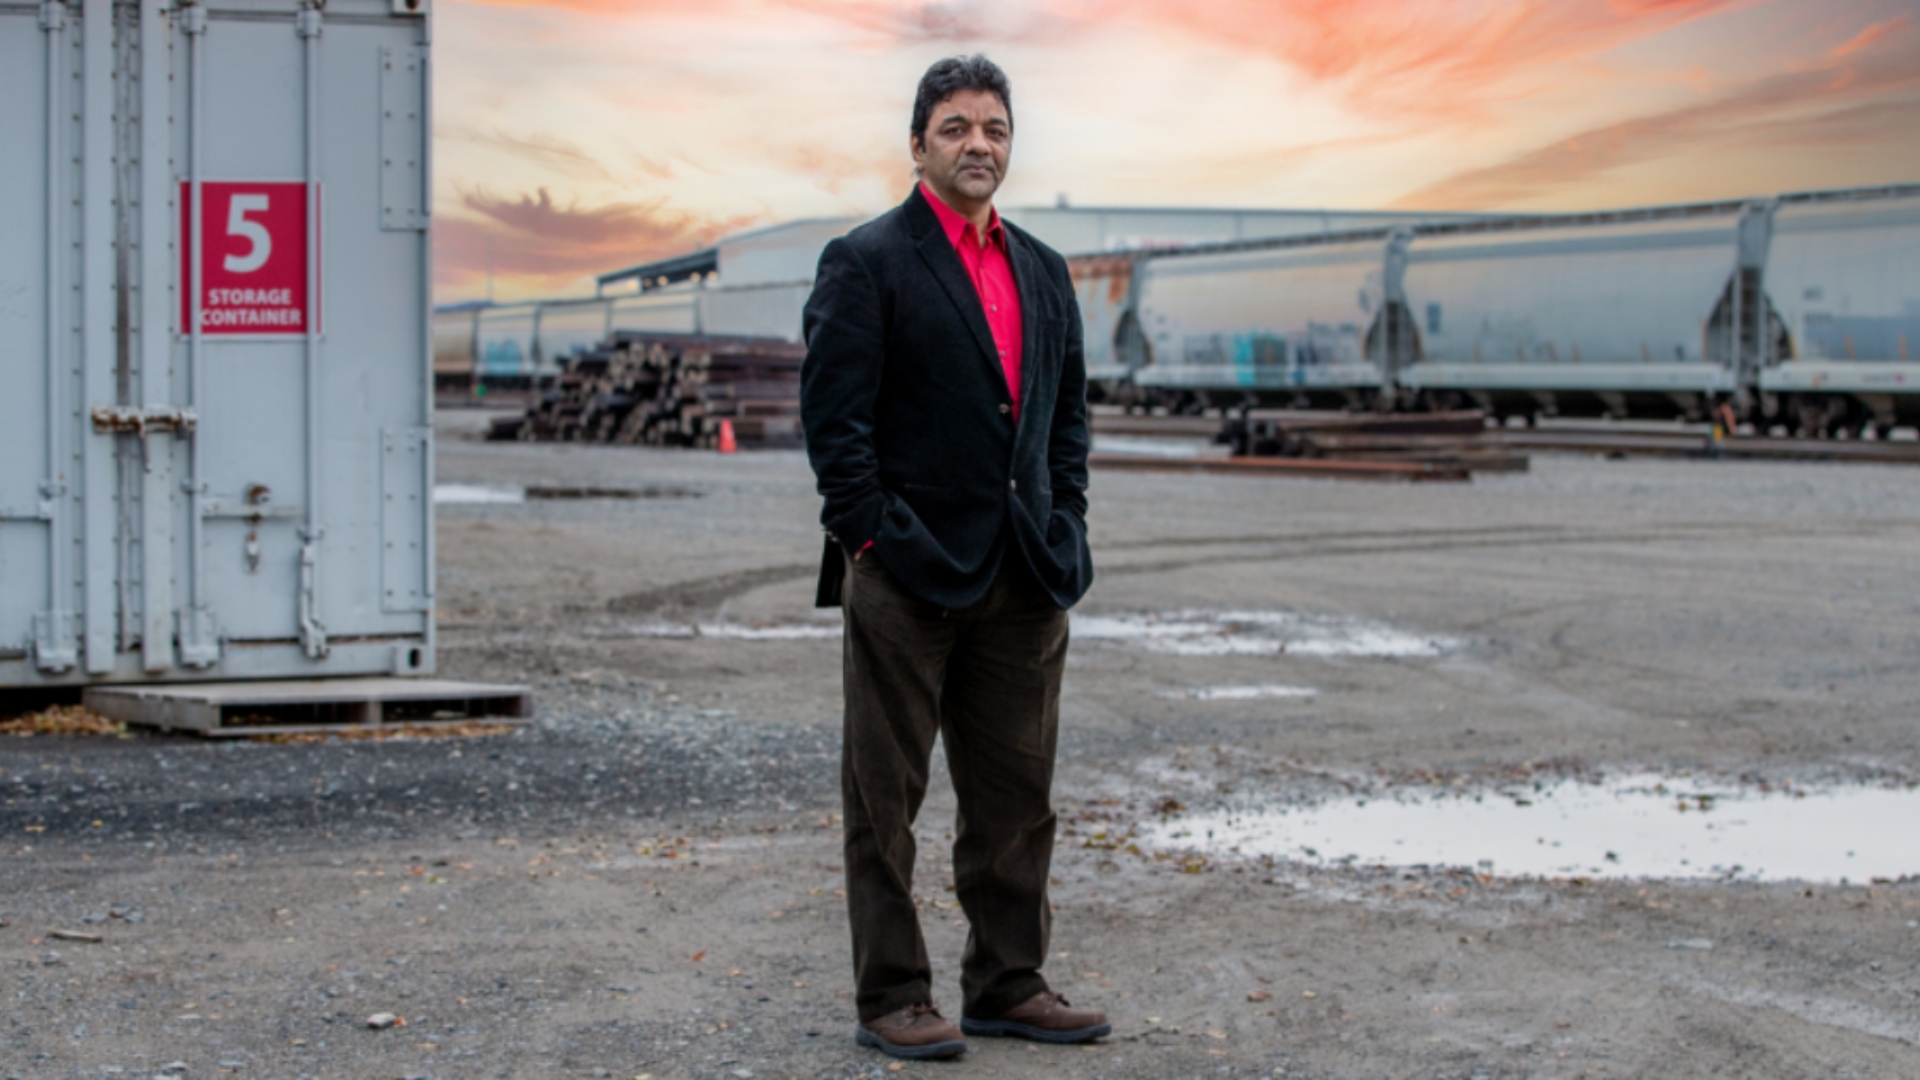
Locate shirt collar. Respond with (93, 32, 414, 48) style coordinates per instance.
(920, 181, 1002, 251)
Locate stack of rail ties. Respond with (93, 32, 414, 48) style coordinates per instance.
(1090, 409, 1528, 481)
(488, 332, 807, 449)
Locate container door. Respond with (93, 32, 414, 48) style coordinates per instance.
(181, 0, 433, 669)
(0, 1, 88, 681)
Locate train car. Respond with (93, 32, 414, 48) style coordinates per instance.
(432, 305, 481, 391)
(1397, 208, 1748, 422)
(1089, 186, 1919, 430)
(1069, 255, 1145, 398)
(474, 303, 541, 386)
(1760, 188, 1920, 433)
(608, 284, 700, 337)
(1130, 235, 1396, 410)
(696, 280, 810, 342)
(534, 297, 614, 370)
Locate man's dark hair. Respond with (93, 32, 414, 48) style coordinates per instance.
(910, 54, 1012, 147)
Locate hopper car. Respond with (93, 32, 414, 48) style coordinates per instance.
(437, 184, 1916, 436)
(1102, 185, 1920, 435)
(435, 281, 807, 392)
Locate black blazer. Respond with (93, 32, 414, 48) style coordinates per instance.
(800, 187, 1093, 611)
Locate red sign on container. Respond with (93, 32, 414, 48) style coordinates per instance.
(179, 181, 320, 335)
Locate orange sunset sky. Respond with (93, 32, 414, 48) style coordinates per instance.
(433, 0, 1920, 303)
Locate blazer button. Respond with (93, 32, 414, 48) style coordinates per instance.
(1009, 479, 1018, 492)
(998, 403, 1011, 416)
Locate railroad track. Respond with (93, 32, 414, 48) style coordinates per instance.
(1089, 410, 1920, 469)
(1497, 428, 1920, 464)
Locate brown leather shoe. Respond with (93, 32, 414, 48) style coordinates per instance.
(962, 990, 1111, 1043)
(855, 1002, 968, 1060)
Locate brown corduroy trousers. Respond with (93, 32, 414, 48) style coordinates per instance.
(839, 550, 1068, 1023)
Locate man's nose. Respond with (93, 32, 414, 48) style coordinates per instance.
(961, 124, 993, 156)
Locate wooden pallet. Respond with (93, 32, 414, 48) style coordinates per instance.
(83, 678, 534, 737)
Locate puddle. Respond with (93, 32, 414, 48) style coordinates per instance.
(1072, 611, 1453, 658)
(1160, 684, 1319, 701)
(525, 485, 701, 500)
(1139, 774, 1920, 883)
(434, 483, 524, 505)
(434, 484, 701, 503)
(1090, 436, 1211, 458)
(616, 621, 842, 641)
(600, 609, 1447, 659)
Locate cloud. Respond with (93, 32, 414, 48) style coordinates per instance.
(1829, 14, 1910, 57)
(1088, 0, 1755, 119)
(438, 127, 621, 185)
(451, 0, 1753, 123)
(434, 187, 759, 298)
(1392, 17, 1920, 208)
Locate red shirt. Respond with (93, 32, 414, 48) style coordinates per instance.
(920, 182, 1024, 418)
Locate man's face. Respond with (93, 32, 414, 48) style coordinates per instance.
(912, 89, 1011, 210)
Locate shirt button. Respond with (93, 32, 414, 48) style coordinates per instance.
(1009, 479, 1018, 492)
(998, 404, 1011, 416)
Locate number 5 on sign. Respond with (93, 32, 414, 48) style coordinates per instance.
(224, 194, 273, 273)
(180, 181, 320, 336)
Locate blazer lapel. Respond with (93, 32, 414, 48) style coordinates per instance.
(1007, 228, 1048, 426)
(906, 191, 1004, 384)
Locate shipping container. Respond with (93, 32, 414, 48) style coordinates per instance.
(2, 0, 433, 688)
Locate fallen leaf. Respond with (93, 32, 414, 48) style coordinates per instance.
(1302, 990, 1317, 998)
(690, 951, 706, 962)
(1247, 990, 1272, 1002)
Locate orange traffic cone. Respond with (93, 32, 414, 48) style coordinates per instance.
(717, 419, 737, 454)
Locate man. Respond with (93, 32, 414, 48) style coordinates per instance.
(799, 55, 1107, 1061)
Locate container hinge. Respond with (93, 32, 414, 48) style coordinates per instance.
(181, 2, 207, 34)
(296, 4, 323, 38)
(178, 608, 220, 668)
(91, 404, 198, 436)
(38, 1, 65, 31)
(33, 611, 78, 673)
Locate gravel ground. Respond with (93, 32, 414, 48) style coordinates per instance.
(2, 408, 1917, 1079)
